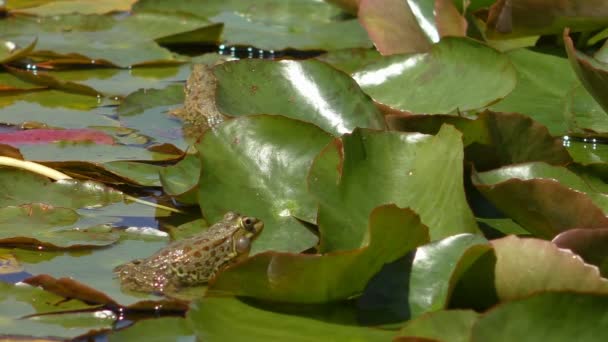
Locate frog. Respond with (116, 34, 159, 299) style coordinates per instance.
(113, 212, 263, 294)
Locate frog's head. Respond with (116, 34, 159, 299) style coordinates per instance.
(223, 212, 264, 257)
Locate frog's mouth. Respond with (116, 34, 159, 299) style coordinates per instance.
(253, 220, 264, 235)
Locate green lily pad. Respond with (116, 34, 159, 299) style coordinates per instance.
(117, 85, 187, 150)
(309, 124, 479, 252)
(316, 48, 382, 74)
(209, 205, 429, 303)
(409, 234, 490, 317)
(187, 296, 395, 341)
(353, 37, 516, 114)
(399, 310, 480, 342)
(159, 154, 200, 204)
(387, 110, 572, 171)
(0, 204, 119, 248)
(0, 37, 37, 64)
(552, 228, 608, 276)
(0, 281, 113, 339)
(197, 115, 330, 253)
(102, 161, 163, 187)
(0, 13, 220, 67)
(492, 235, 608, 301)
(0, 69, 45, 92)
(472, 162, 608, 238)
(488, 49, 579, 136)
(11, 0, 136, 15)
(564, 29, 608, 116)
(213, 59, 385, 136)
(1, 233, 182, 309)
(485, 0, 608, 38)
(471, 292, 608, 341)
(109, 317, 195, 342)
(565, 85, 608, 136)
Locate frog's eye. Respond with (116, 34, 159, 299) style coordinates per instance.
(235, 236, 251, 254)
(241, 217, 257, 232)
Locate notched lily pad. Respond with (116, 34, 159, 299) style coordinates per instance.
(209, 205, 429, 303)
(309, 124, 479, 252)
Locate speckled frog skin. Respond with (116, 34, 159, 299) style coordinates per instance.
(114, 212, 263, 293)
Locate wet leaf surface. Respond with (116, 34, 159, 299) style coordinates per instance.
(398, 310, 479, 342)
(213, 59, 385, 136)
(473, 162, 608, 238)
(197, 115, 330, 253)
(109, 317, 195, 342)
(209, 205, 429, 303)
(187, 296, 396, 341)
(310, 125, 479, 252)
(353, 38, 516, 114)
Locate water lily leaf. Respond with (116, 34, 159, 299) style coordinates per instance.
(564, 29, 608, 116)
(159, 154, 200, 202)
(492, 235, 608, 301)
(102, 161, 163, 187)
(197, 115, 331, 253)
(109, 317, 195, 342)
(485, 0, 608, 38)
(565, 85, 608, 136)
(0, 13, 220, 67)
(552, 228, 608, 276)
(309, 124, 479, 252)
(213, 59, 385, 136)
(11, 0, 137, 15)
(117, 85, 188, 150)
(353, 37, 516, 114)
(409, 234, 490, 317)
(471, 292, 608, 341)
(0, 204, 119, 248)
(398, 310, 480, 342)
(0, 128, 114, 146)
(0, 233, 184, 309)
(0, 37, 36, 64)
(387, 110, 572, 171)
(315, 48, 382, 74)
(472, 162, 608, 238)
(0, 69, 45, 92)
(358, 0, 433, 55)
(209, 205, 429, 303)
(0, 281, 111, 339)
(0, 90, 119, 128)
(187, 296, 395, 342)
(6, 66, 100, 96)
(488, 49, 579, 135)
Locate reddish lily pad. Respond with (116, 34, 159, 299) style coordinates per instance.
(309, 124, 479, 252)
(472, 162, 608, 238)
(197, 115, 331, 253)
(492, 235, 608, 301)
(0, 128, 114, 146)
(209, 205, 429, 303)
(353, 37, 516, 114)
(552, 228, 608, 276)
(213, 59, 385, 136)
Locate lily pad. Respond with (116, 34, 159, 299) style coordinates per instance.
(196, 115, 331, 253)
(492, 235, 608, 301)
(309, 124, 479, 252)
(471, 292, 608, 341)
(552, 228, 608, 276)
(109, 317, 195, 342)
(11, 0, 137, 15)
(213, 59, 385, 136)
(315, 48, 382, 74)
(0, 204, 119, 248)
(209, 205, 429, 303)
(159, 153, 200, 203)
(187, 296, 395, 341)
(353, 37, 516, 114)
(565, 85, 608, 136)
(472, 162, 608, 238)
(564, 29, 608, 116)
(0, 281, 112, 339)
(488, 49, 579, 135)
(102, 161, 163, 187)
(409, 234, 490, 317)
(0, 13, 220, 67)
(0, 37, 37, 64)
(398, 310, 480, 342)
